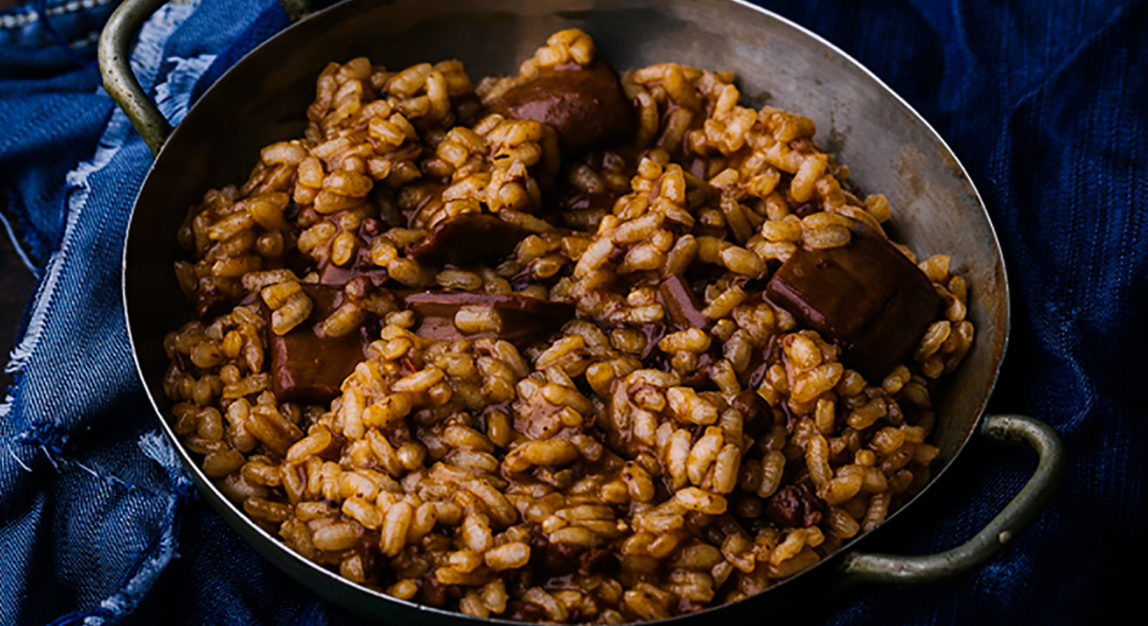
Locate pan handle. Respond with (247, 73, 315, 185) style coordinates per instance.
(98, 0, 171, 155)
(839, 413, 1065, 584)
(97, 0, 313, 156)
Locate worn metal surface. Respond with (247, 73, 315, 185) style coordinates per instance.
(98, 0, 171, 155)
(107, 0, 1050, 621)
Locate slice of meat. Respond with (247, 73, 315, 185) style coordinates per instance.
(635, 321, 666, 361)
(745, 334, 779, 391)
(658, 275, 708, 330)
(318, 258, 388, 288)
(731, 389, 768, 427)
(679, 345, 722, 390)
(407, 213, 529, 265)
(194, 283, 232, 320)
(566, 191, 618, 214)
(269, 284, 371, 404)
(558, 190, 619, 226)
(404, 291, 574, 346)
(735, 389, 772, 441)
(765, 483, 826, 528)
(491, 61, 636, 157)
(765, 219, 941, 381)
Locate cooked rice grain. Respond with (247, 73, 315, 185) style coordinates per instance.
(162, 29, 973, 624)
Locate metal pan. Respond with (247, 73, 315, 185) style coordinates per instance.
(102, 0, 1066, 622)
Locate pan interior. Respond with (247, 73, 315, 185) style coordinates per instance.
(124, 0, 1007, 619)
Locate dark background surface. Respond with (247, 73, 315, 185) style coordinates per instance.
(1, 229, 35, 390)
(0, 1, 36, 391)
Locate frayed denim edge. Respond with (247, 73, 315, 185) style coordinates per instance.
(155, 54, 218, 123)
(3, 0, 196, 378)
(85, 433, 196, 626)
(1, 1, 205, 624)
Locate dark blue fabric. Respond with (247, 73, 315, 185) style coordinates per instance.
(0, 0, 116, 272)
(0, 0, 1142, 624)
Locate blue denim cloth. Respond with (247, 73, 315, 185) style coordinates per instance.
(0, 0, 1141, 624)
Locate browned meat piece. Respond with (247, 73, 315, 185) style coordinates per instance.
(317, 218, 393, 287)
(765, 483, 826, 528)
(731, 389, 767, 426)
(404, 291, 574, 346)
(269, 285, 371, 404)
(658, 274, 708, 330)
(558, 190, 619, 226)
(681, 347, 721, 389)
(566, 191, 618, 213)
(745, 334, 779, 391)
(578, 547, 616, 576)
(634, 321, 666, 361)
(407, 214, 529, 265)
(508, 602, 549, 624)
(765, 220, 941, 381)
(419, 574, 461, 607)
(193, 283, 232, 320)
(733, 388, 772, 439)
(318, 258, 388, 288)
(492, 61, 636, 157)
